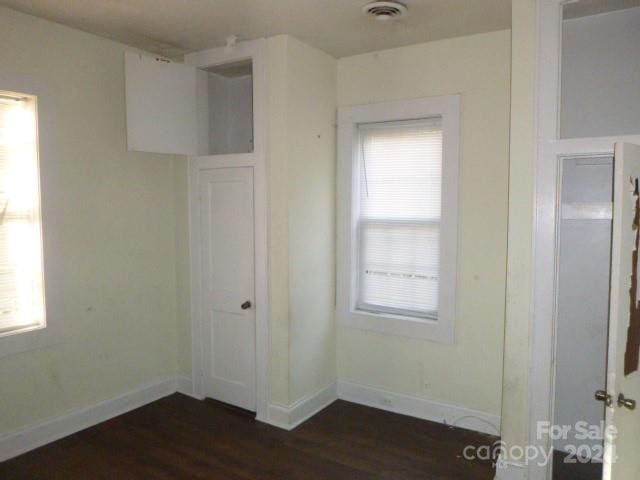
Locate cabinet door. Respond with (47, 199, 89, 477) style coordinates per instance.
(124, 52, 199, 155)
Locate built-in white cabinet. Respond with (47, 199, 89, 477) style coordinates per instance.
(124, 52, 254, 156)
(204, 61, 254, 155)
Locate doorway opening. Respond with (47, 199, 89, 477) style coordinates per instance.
(552, 156, 612, 480)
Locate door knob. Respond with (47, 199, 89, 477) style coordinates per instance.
(241, 300, 252, 310)
(595, 390, 612, 406)
(617, 393, 636, 410)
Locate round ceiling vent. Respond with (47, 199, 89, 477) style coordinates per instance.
(363, 1, 408, 21)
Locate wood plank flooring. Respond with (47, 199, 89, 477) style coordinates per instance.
(0, 394, 498, 479)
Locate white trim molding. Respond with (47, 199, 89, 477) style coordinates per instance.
(0, 74, 64, 359)
(175, 374, 204, 400)
(337, 380, 500, 436)
(336, 95, 460, 344)
(0, 376, 190, 462)
(265, 383, 338, 431)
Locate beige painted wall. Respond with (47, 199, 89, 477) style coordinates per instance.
(266, 35, 291, 405)
(267, 35, 337, 405)
(0, 7, 183, 435)
(336, 30, 511, 421)
(285, 37, 337, 403)
(499, 0, 537, 463)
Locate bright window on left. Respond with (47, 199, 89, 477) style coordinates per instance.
(0, 91, 45, 337)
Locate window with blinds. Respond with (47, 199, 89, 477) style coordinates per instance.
(0, 91, 45, 336)
(356, 118, 443, 319)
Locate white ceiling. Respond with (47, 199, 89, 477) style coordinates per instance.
(0, 0, 511, 58)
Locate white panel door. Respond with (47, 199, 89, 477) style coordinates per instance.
(604, 143, 640, 479)
(199, 167, 256, 411)
(124, 52, 199, 155)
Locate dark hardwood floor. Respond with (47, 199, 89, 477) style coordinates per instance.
(0, 394, 498, 479)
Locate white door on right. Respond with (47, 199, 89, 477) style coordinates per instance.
(604, 143, 640, 479)
(198, 167, 256, 411)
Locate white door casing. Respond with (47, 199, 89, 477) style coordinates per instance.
(198, 167, 256, 411)
(603, 143, 640, 480)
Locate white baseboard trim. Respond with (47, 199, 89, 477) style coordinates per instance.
(265, 382, 337, 430)
(337, 380, 501, 436)
(175, 375, 204, 400)
(0, 376, 191, 462)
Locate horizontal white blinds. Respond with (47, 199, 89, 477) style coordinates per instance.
(357, 118, 443, 319)
(0, 95, 45, 334)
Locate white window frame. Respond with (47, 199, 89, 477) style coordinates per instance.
(0, 74, 62, 358)
(337, 95, 460, 344)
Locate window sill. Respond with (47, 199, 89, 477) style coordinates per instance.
(339, 308, 454, 344)
(0, 322, 63, 358)
(0, 322, 45, 338)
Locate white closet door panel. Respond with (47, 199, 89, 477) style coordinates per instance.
(199, 167, 256, 411)
(124, 52, 199, 155)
